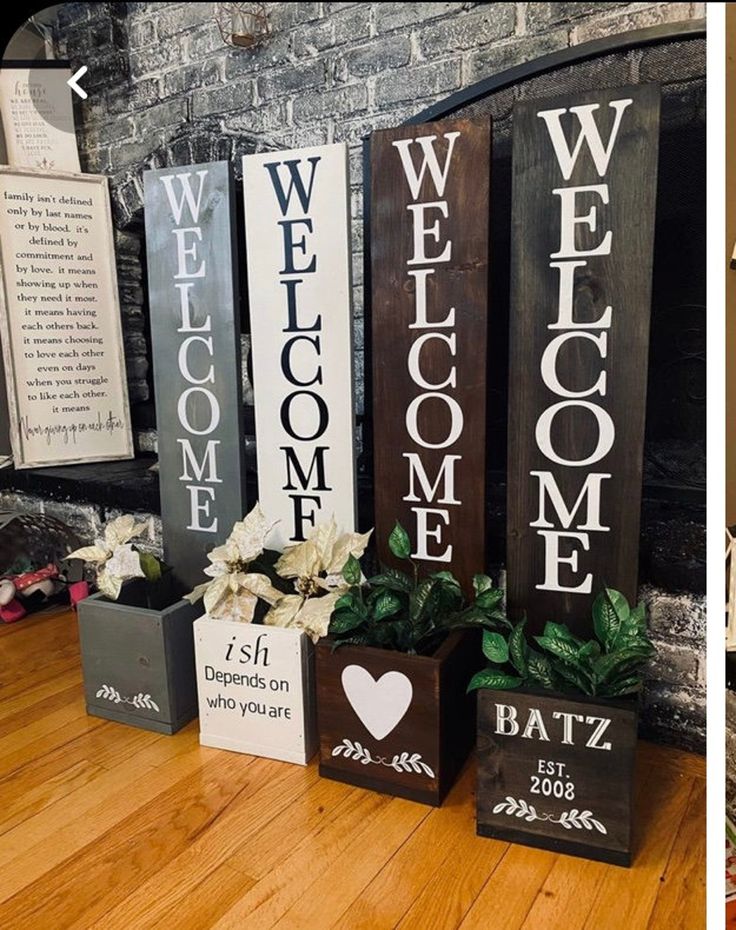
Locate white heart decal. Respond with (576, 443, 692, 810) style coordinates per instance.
(341, 664, 413, 741)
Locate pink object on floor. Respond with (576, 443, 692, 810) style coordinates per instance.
(0, 599, 26, 623)
(69, 581, 90, 609)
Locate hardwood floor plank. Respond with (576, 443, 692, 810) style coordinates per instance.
(0, 751, 258, 929)
(0, 608, 706, 930)
(581, 766, 697, 929)
(458, 844, 557, 930)
(646, 777, 706, 930)
(210, 789, 393, 929)
(91, 758, 322, 930)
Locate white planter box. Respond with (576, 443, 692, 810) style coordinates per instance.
(193, 616, 317, 765)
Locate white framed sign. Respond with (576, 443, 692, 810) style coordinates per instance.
(0, 66, 81, 172)
(242, 143, 356, 549)
(0, 167, 133, 468)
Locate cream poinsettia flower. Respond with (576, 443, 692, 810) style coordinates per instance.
(68, 514, 149, 601)
(264, 518, 372, 643)
(186, 503, 284, 623)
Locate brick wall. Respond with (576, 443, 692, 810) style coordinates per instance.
(22, 1, 707, 752)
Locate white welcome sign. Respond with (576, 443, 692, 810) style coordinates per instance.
(242, 144, 356, 549)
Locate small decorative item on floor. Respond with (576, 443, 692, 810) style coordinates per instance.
(315, 522, 504, 806)
(470, 589, 654, 866)
(74, 514, 201, 735)
(192, 506, 370, 765)
(0, 511, 89, 622)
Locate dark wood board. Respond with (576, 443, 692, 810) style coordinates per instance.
(476, 688, 638, 866)
(370, 118, 491, 593)
(144, 161, 247, 590)
(506, 84, 660, 633)
(316, 630, 479, 806)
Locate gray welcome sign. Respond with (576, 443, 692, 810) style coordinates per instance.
(144, 161, 247, 589)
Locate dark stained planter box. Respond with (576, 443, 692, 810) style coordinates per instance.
(316, 630, 480, 806)
(476, 687, 639, 866)
(77, 577, 200, 734)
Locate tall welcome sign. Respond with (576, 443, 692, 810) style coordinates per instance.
(242, 144, 356, 548)
(144, 161, 247, 589)
(370, 118, 491, 592)
(506, 84, 660, 633)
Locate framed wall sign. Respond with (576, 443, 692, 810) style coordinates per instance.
(242, 143, 357, 549)
(0, 65, 81, 172)
(144, 161, 247, 589)
(370, 118, 491, 592)
(0, 167, 133, 468)
(506, 84, 660, 633)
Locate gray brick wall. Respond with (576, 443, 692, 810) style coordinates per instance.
(31, 1, 707, 753)
(49, 1, 705, 416)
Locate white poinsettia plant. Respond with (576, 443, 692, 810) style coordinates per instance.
(68, 514, 163, 601)
(264, 518, 372, 643)
(185, 503, 284, 623)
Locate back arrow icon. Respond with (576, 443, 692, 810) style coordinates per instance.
(67, 66, 88, 100)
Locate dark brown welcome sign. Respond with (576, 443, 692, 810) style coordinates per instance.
(370, 118, 490, 592)
(507, 84, 660, 633)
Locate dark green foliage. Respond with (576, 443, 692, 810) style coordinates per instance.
(467, 588, 654, 698)
(327, 522, 505, 655)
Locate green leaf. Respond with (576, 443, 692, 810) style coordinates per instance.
(527, 653, 556, 690)
(388, 522, 411, 560)
(432, 570, 461, 588)
(467, 669, 522, 692)
(476, 588, 504, 612)
(592, 588, 629, 650)
(535, 634, 580, 666)
(342, 554, 362, 586)
(482, 630, 509, 664)
(593, 645, 653, 684)
(373, 591, 402, 622)
(542, 621, 583, 646)
(410, 577, 438, 621)
(329, 609, 365, 635)
(368, 568, 414, 593)
(509, 619, 529, 676)
(138, 552, 162, 583)
(473, 574, 494, 597)
(334, 591, 366, 617)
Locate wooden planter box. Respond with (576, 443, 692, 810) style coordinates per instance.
(316, 630, 479, 806)
(194, 617, 317, 765)
(476, 687, 639, 866)
(77, 578, 200, 734)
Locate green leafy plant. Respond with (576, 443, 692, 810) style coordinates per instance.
(327, 521, 505, 655)
(467, 588, 654, 698)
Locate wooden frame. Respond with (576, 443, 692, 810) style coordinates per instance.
(727, 527, 736, 650)
(0, 166, 133, 468)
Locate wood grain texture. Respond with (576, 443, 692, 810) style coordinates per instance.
(0, 607, 704, 929)
(370, 118, 490, 594)
(506, 84, 660, 634)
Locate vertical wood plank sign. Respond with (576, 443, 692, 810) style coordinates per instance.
(242, 144, 356, 549)
(506, 84, 660, 633)
(144, 161, 247, 589)
(370, 118, 491, 592)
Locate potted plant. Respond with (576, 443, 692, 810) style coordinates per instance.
(315, 522, 505, 807)
(469, 588, 654, 866)
(72, 514, 201, 734)
(191, 505, 371, 765)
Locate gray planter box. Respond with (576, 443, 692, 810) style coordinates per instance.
(77, 581, 200, 734)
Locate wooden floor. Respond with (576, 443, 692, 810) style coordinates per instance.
(0, 607, 705, 930)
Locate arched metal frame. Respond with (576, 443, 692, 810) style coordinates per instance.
(361, 18, 706, 500)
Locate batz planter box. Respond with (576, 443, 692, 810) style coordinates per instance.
(316, 630, 479, 806)
(77, 579, 200, 734)
(476, 688, 638, 866)
(194, 617, 317, 765)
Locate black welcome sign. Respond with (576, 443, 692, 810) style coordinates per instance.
(144, 161, 247, 589)
(506, 84, 660, 634)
